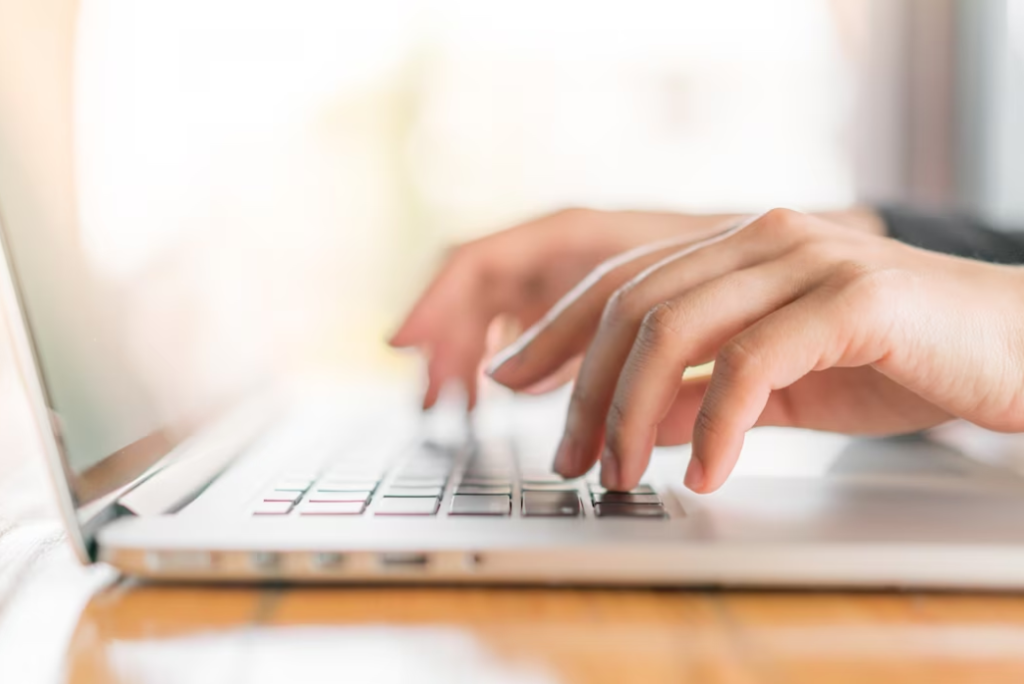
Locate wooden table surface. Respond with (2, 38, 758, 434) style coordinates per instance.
(62, 582, 1024, 684)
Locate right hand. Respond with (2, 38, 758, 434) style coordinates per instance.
(389, 208, 742, 409)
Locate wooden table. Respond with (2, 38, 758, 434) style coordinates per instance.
(63, 583, 1024, 683)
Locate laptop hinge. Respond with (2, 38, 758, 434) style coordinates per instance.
(115, 436, 243, 516)
(114, 397, 274, 516)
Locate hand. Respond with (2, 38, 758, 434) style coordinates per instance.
(390, 208, 745, 408)
(488, 208, 1024, 493)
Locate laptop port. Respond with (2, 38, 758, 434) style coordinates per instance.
(379, 552, 429, 569)
(146, 551, 213, 572)
(311, 552, 345, 570)
(250, 551, 280, 571)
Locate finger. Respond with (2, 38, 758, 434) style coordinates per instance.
(390, 246, 478, 348)
(654, 376, 793, 446)
(521, 356, 582, 395)
(652, 380, 707, 445)
(557, 212, 805, 479)
(392, 211, 607, 348)
(600, 256, 820, 489)
(395, 237, 555, 406)
(422, 328, 489, 411)
(390, 234, 546, 348)
(395, 212, 632, 409)
(487, 233, 712, 389)
(688, 278, 892, 493)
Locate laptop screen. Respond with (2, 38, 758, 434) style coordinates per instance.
(0, 0, 252, 508)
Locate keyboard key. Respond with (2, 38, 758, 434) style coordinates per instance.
(392, 476, 447, 488)
(521, 473, 575, 485)
(384, 486, 444, 498)
(300, 501, 365, 515)
(316, 480, 379, 492)
(522, 491, 581, 517)
(419, 440, 453, 455)
(262, 490, 302, 503)
(589, 483, 655, 495)
(464, 461, 512, 474)
(456, 484, 512, 496)
(324, 467, 386, 480)
(460, 477, 512, 487)
(523, 482, 582, 492)
(473, 441, 514, 459)
(594, 503, 667, 519)
(282, 470, 320, 482)
(398, 470, 451, 483)
(274, 479, 313, 492)
(591, 492, 662, 505)
(375, 497, 439, 516)
(274, 481, 313, 491)
(449, 495, 511, 516)
(307, 490, 372, 503)
(252, 501, 293, 516)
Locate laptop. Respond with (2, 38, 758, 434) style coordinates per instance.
(5, 0, 1024, 589)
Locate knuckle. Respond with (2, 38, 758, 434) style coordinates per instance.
(566, 384, 592, 425)
(603, 282, 644, 326)
(755, 207, 807, 239)
(716, 338, 761, 379)
(446, 241, 482, 272)
(605, 399, 628, 433)
(693, 406, 722, 440)
(552, 206, 591, 222)
(638, 300, 683, 349)
(552, 207, 601, 239)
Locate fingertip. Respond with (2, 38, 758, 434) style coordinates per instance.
(690, 422, 744, 494)
(388, 324, 419, 348)
(683, 455, 705, 492)
(421, 382, 441, 412)
(553, 436, 596, 479)
(552, 437, 576, 477)
(599, 445, 621, 490)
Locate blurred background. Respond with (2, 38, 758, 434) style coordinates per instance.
(1, 0, 1024, 476)
(70, 0, 1024, 380)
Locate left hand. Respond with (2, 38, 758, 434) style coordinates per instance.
(488, 209, 1024, 493)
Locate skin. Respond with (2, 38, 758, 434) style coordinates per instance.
(392, 207, 1024, 493)
(390, 208, 746, 409)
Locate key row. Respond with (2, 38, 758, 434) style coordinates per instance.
(254, 488, 667, 518)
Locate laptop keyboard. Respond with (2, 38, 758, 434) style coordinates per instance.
(251, 440, 668, 519)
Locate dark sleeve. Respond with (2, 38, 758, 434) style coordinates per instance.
(878, 205, 1024, 265)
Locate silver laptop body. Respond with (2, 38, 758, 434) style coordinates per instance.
(4, 0, 1024, 589)
(6, 260, 1024, 590)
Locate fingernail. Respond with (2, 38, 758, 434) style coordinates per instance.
(553, 436, 577, 475)
(485, 346, 521, 379)
(600, 445, 620, 489)
(684, 455, 705, 492)
(486, 324, 543, 379)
